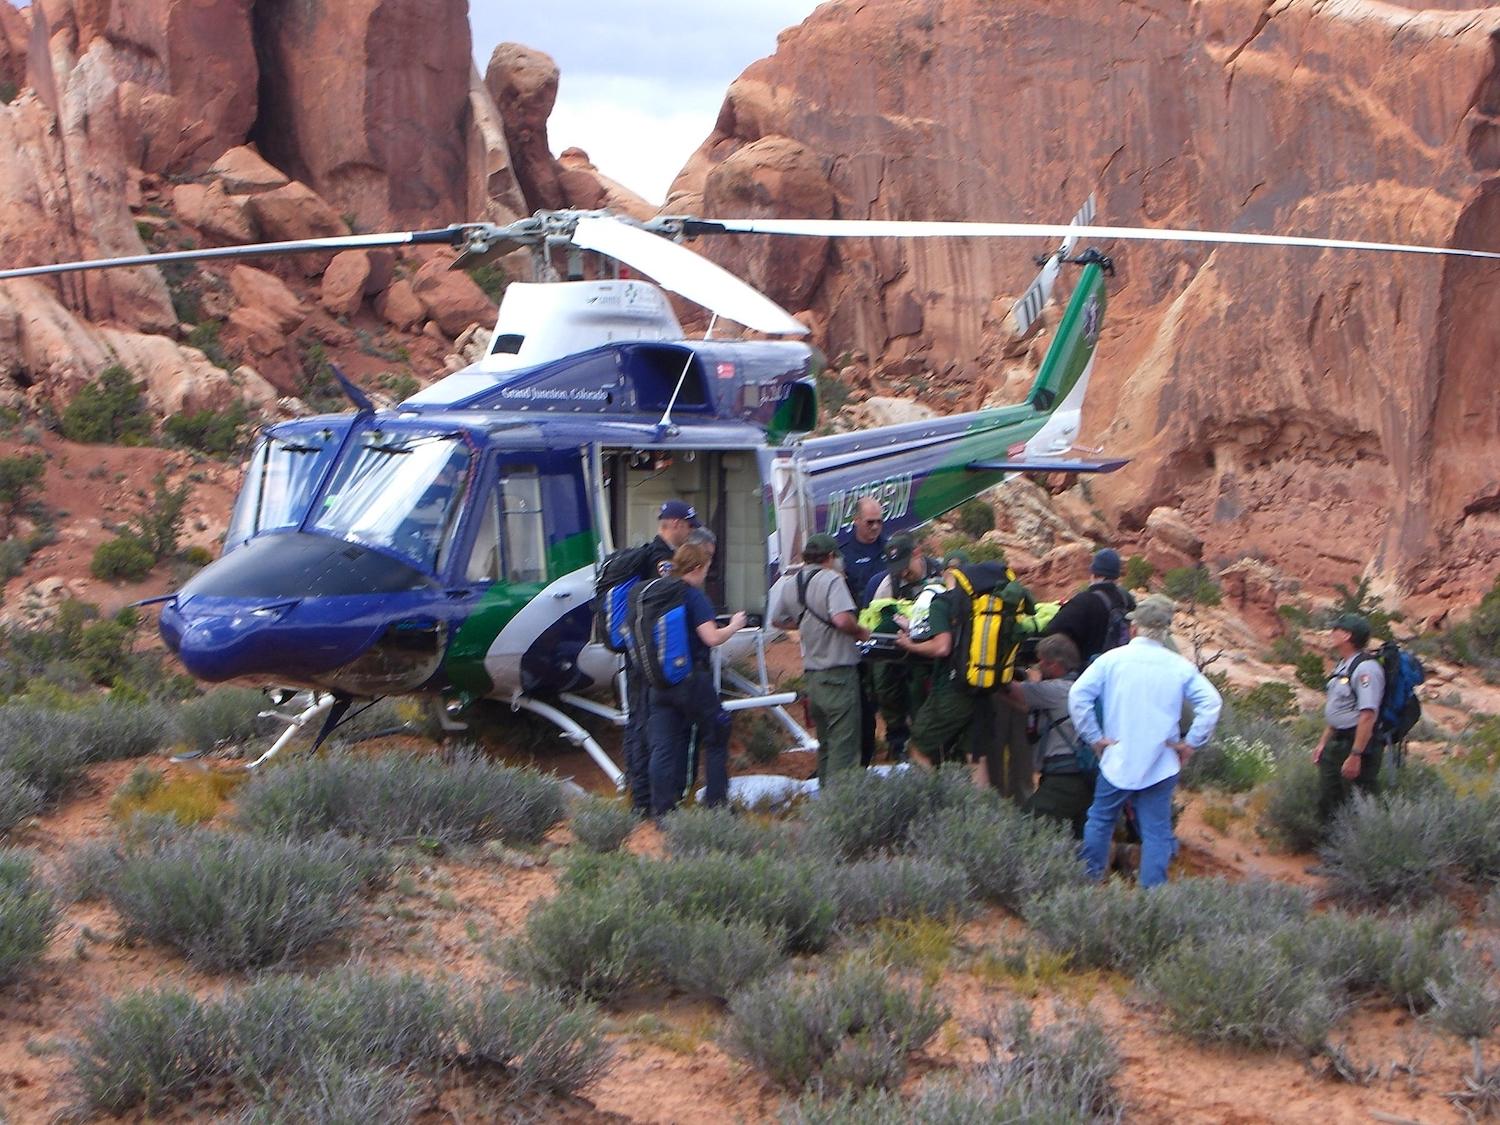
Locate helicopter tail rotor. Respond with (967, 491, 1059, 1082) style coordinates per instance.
(1009, 194, 1095, 336)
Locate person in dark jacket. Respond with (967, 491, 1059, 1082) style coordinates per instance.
(837, 497, 887, 765)
(1044, 547, 1136, 665)
(621, 500, 700, 815)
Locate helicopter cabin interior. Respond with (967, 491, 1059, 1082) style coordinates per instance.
(601, 448, 768, 615)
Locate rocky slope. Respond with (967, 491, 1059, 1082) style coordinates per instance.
(669, 0, 1500, 612)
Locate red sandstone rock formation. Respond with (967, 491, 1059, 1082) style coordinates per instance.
(671, 0, 1500, 605)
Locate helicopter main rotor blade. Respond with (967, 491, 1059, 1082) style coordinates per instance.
(688, 218, 1500, 263)
(0, 228, 470, 282)
(572, 215, 808, 335)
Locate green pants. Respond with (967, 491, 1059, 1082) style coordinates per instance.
(1317, 729, 1383, 826)
(873, 660, 924, 757)
(807, 665, 863, 786)
(973, 694, 1035, 803)
(910, 682, 974, 766)
(1026, 771, 1096, 838)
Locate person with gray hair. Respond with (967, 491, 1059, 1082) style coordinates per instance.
(1067, 594, 1223, 887)
(1003, 633, 1094, 837)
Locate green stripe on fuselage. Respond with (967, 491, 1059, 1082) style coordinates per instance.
(444, 529, 597, 696)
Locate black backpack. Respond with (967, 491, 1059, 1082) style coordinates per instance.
(595, 543, 660, 653)
(628, 576, 695, 689)
(1092, 586, 1131, 653)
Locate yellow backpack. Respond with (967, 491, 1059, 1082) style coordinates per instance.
(949, 563, 1036, 691)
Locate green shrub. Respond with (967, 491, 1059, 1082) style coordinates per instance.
(235, 751, 566, 847)
(1257, 751, 1323, 852)
(229, 968, 452, 1089)
(0, 700, 160, 799)
(570, 796, 636, 852)
(1274, 908, 1458, 1011)
(465, 263, 508, 303)
(60, 364, 153, 445)
(1024, 878, 1311, 976)
(0, 769, 42, 835)
(90, 535, 155, 581)
(909, 799, 1083, 911)
(1236, 681, 1297, 721)
(973, 1002, 1122, 1121)
(104, 830, 382, 970)
(1181, 734, 1278, 793)
(1318, 793, 1457, 907)
(805, 765, 979, 860)
(163, 400, 248, 455)
(725, 958, 946, 1093)
(183, 319, 232, 370)
(954, 499, 995, 537)
(828, 858, 973, 928)
(173, 687, 265, 754)
(130, 472, 190, 561)
(1162, 566, 1221, 607)
(628, 852, 837, 953)
(662, 805, 792, 858)
(640, 914, 785, 999)
(69, 988, 229, 1113)
(0, 453, 44, 538)
(739, 711, 784, 765)
(507, 881, 660, 1000)
(1146, 938, 1337, 1051)
(239, 1057, 419, 1125)
(0, 849, 56, 986)
(1122, 554, 1155, 591)
(1433, 574, 1500, 670)
(1430, 963, 1500, 1040)
(1295, 650, 1327, 691)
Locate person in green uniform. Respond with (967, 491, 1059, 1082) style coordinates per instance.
(1314, 612, 1385, 826)
(896, 567, 974, 766)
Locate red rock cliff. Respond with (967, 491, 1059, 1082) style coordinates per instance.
(671, 0, 1500, 605)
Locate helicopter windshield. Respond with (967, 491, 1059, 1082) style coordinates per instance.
(311, 431, 472, 574)
(225, 428, 343, 548)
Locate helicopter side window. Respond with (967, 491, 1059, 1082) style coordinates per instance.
(491, 334, 524, 355)
(499, 468, 547, 585)
(464, 487, 502, 583)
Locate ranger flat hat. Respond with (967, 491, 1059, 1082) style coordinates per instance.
(803, 532, 840, 560)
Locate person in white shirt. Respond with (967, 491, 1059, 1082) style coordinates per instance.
(1067, 594, 1223, 888)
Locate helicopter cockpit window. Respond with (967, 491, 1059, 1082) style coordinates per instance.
(225, 429, 341, 547)
(491, 334, 524, 356)
(312, 433, 471, 574)
(498, 468, 546, 584)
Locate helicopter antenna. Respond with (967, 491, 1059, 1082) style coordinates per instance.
(656, 313, 719, 438)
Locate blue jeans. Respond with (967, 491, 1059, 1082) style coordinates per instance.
(1081, 772, 1178, 888)
(646, 670, 731, 817)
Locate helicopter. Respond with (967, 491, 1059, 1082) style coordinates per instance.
(3, 204, 1497, 787)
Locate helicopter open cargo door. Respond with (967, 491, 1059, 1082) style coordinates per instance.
(760, 449, 813, 577)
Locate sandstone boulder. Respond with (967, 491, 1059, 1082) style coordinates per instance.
(484, 42, 563, 210)
(320, 251, 373, 318)
(229, 265, 306, 333)
(172, 180, 254, 243)
(410, 257, 497, 338)
(850, 396, 937, 429)
(245, 181, 347, 244)
(376, 279, 424, 332)
(557, 148, 654, 220)
(466, 63, 527, 221)
(1218, 559, 1287, 641)
(1145, 508, 1204, 561)
(208, 145, 290, 194)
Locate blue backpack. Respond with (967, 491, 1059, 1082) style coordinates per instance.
(594, 543, 659, 654)
(1352, 641, 1425, 743)
(629, 577, 694, 688)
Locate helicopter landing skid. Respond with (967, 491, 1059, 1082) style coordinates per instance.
(510, 695, 626, 791)
(242, 692, 338, 771)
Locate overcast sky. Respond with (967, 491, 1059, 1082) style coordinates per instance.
(471, 3, 823, 205)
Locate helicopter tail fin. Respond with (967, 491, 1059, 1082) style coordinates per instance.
(1021, 256, 1109, 457)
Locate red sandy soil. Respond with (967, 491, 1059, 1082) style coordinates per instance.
(3, 740, 1499, 1124)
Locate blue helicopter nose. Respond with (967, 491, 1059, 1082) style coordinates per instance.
(161, 531, 444, 689)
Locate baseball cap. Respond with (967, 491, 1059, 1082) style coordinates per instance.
(882, 533, 917, 571)
(1091, 547, 1123, 579)
(657, 500, 701, 527)
(803, 532, 840, 560)
(1128, 593, 1176, 630)
(1331, 612, 1371, 647)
